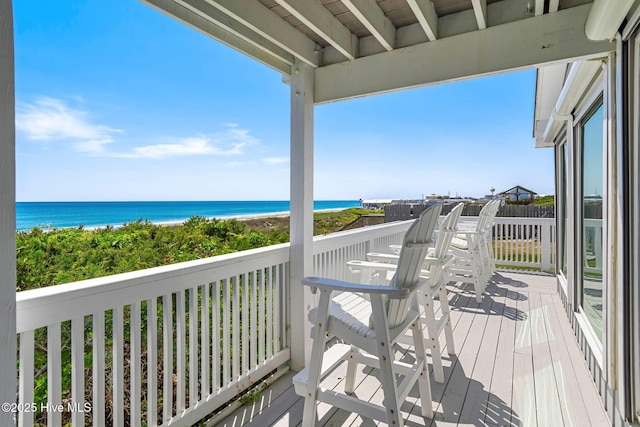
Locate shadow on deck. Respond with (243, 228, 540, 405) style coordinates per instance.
(211, 271, 609, 427)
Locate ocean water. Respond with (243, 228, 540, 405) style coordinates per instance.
(16, 200, 362, 231)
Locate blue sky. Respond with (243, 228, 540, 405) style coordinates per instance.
(14, 1, 554, 202)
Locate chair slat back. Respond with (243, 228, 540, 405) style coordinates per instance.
(387, 203, 442, 328)
(431, 203, 464, 261)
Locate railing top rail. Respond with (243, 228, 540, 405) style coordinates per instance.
(312, 220, 413, 252)
(16, 242, 291, 332)
(492, 217, 555, 224)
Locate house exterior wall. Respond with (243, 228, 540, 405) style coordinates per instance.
(550, 24, 640, 425)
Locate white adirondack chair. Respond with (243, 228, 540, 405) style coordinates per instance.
(347, 203, 464, 383)
(293, 204, 442, 426)
(447, 199, 500, 302)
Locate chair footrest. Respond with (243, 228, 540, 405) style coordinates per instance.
(293, 343, 351, 396)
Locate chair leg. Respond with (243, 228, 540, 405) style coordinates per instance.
(438, 285, 455, 355)
(421, 291, 444, 383)
(302, 290, 331, 427)
(370, 295, 403, 427)
(344, 346, 358, 393)
(410, 320, 433, 419)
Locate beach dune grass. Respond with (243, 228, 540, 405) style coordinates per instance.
(16, 208, 377, 291)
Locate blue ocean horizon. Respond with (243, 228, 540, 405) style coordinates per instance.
(16, 200, 362, 232)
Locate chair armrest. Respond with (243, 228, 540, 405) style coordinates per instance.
(347, 259, 403, 272)
(365, 252, 399, 264)
(302, 276, 422, 299)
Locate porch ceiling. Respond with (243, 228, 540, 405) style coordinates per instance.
(142, 0, 614, 102)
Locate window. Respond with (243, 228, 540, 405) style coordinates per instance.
(580, 101, 604, 341)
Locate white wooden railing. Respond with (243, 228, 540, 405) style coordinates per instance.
(492, 217, 556, 272)
(16, 245, 291, 427)
(14, 217, 552, 426)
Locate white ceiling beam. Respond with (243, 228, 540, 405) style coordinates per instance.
(534, 0, 545, 16)
(471, 0, 488, 29)
(549, 0, 560, 13)
(177, 0, 296, 65)
(274, 0, 358, 60)
(340, 0, 396, 51)
(406, 0, 438, 41)
(201, 0, 321, 67)
(144, 0, 292, 73)
(315, 4, 614, 103)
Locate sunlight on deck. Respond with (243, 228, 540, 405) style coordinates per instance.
(213, 271, 609, 427)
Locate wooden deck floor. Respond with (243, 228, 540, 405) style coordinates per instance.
(213, 271, 610, 427)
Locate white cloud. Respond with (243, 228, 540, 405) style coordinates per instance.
(16, 97, 263, 160)
(262, 157, 289, 165)
(16, 97, 121, 154)
(115, 125, 259, 159)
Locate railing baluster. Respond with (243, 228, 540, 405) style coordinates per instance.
(162, 294, 173, 423)
(113, 307, 124, 427)
(241, 273, 248, 374)
(93, 311, 105, 427)
(147, 297, 158, 427)
(250, 272, 258, 369)
(176, 290, 186, 412)
(212, 280, 220, 391)
(19, 331, 34, 427)
(47, 324, 62, 427)
(222, 278, 230, 386)
(189, 287, 197, 405)
(273, 266, 281, 352)
(258, 269, 265, 364)
(232, 276, 240, 380)
(201, 284, 210, 399)
(266, 267, 273, 358)
(130, 302, 141, 425)
(71, 317, 84, 427)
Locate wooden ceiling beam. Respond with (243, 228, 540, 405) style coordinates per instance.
(274, 0, 358, 60)
(177, 0, 295, 65)
(406, 0, 438, 41)
(340, 0, 396, 51)
(144, 0, 292, 73)
(471, 0, 488, 29)
(201, 0, 321, 67)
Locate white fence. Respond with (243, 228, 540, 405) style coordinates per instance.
(492, 217, 556, 271)
(14, 217, 552, 426)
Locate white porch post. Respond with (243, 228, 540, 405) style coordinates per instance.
(0, 1, 17, 425)
(289, 61, 314, 371)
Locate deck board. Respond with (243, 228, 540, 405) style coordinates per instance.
(483, 284, 517, 426)
(212, 271, 609, 427)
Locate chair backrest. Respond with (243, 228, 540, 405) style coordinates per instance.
(476, 199, 499, 233)
(426, 203, 463, 287)
(431, 202, 464, 261)
(392, 202, 442, 289)
(386, 203, 442, 328)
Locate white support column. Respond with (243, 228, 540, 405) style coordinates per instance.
(0, 1, 16, 425)
(289, 60, 314, 371)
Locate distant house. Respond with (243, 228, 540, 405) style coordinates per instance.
(498, 185, 537, 202)
(361, 199, 393, 209)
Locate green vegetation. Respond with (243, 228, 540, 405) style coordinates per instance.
(17, 208, 378, 291)
(532, 195, 555, 206)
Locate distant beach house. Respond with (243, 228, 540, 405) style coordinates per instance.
(361, 199, 393, 209)
(498, 185, 537, 202)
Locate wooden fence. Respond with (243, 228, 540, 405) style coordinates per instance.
(385, 203, 555, 221)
